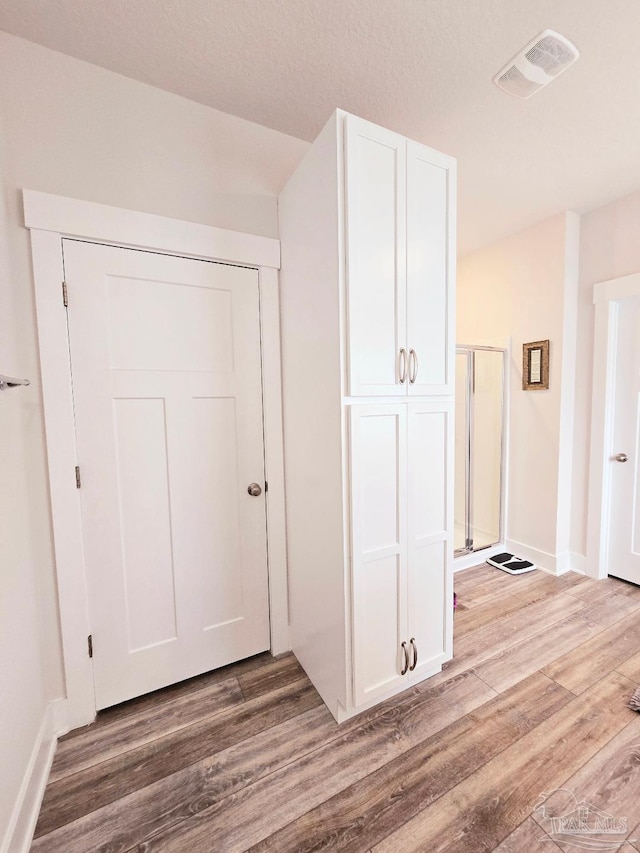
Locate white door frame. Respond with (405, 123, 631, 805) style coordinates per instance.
(25, 189, 289, 730)
(587, 271, 640, 579)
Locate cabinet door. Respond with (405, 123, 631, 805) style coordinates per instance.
(406, 401, 454, 678)
(350, 405, 408, 706)
(406, 141, 456, 396)
(345, 115, 407, 397)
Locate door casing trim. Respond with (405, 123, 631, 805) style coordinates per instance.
(587, 271, 640, 579)
(25, 189, 288, 730)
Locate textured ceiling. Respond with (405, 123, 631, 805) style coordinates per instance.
(1, 0, 639, 254)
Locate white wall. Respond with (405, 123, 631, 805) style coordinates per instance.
(571, 188, 640, 562)
(458, 192, 640, 574)
(0, 91, 50, 852)
(457, 213, 579, 572)
(0, 32, 307, 241)
(0, 30, 307, 848)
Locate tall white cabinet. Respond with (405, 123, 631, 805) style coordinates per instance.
(279, 110, 456, 722)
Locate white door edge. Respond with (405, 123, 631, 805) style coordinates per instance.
(27, 191, 289, 729)
(587, 272, 640, 580)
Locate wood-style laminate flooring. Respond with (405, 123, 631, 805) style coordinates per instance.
(32, 564, 640, 852)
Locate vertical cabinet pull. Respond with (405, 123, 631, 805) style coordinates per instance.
(409, 349, 418, 384)
(400, 641, 409, 675)
(400, 639, 418, 675)
(398, 348, 407, 384)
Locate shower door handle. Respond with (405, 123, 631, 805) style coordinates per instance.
(408, 349, 418, 384)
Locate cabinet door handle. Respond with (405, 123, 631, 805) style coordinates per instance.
(409, 637, 418, 671)
(409, 349, 418, 384)
(400, 641, 409, 675)
(399, 348, 407, 384)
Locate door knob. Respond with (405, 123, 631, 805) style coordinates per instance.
(247, 483, 263, 496)
(615, 453, 628, 463)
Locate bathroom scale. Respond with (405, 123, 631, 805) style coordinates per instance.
(487, 552, 537, 575)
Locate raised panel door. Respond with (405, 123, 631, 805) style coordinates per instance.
(609, 296, 640, 585)
(345, 114, 407, 397)
(63, 240, 270, 709)
(350, 405, 408, 706)
(406, 401, 454, 678)
(406, 141, 455, 396)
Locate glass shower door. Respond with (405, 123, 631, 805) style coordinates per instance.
(454, 351, 471, 554)
(455, 346, 505, 556)
(471, 349, 504, 549)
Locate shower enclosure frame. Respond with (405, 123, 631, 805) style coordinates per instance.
(455, 345, 507, 558)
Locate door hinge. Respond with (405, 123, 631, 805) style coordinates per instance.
(62, 281, 68, 307)
(265, 481, 269, 493)
(87, 634, 93, 658)
(75, 465, 81, 489)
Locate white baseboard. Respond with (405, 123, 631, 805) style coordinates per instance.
(2, 699, 66, 853)
(505, 539, 570, 576)
(49, 697, 70, 740)
(455, 539, 586, 578)
(454, 544, 506, 573)
(554, 550, 572, 576)
(504, 539, 556, 574)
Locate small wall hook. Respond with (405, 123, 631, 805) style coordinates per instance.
(0, 374, 30, 390)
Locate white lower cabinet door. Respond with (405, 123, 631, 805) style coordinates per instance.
(63, 239, 270, 710)
(407, 401, 454, 677)
(350, 401, 452, 709)
(350, 405, 408, 707)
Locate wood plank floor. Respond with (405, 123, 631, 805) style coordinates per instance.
(31, 565, 640, 852)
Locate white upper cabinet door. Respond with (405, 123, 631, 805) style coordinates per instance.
(345, 119, 455, 399)
(407, 401, 454, 676)
(406, 141, 456, 396)
(350, 405, 408, 706)
(345, 114, 407, 397)
(63, 240, 270, 709)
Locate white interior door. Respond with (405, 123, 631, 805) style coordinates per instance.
(350, 404, 407, 706)
(345, 114, 407, 396)
(63, 239, 270, 709)
(608, 295, 640, 586)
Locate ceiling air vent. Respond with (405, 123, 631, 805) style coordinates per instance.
(494, 30, 579, 99)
